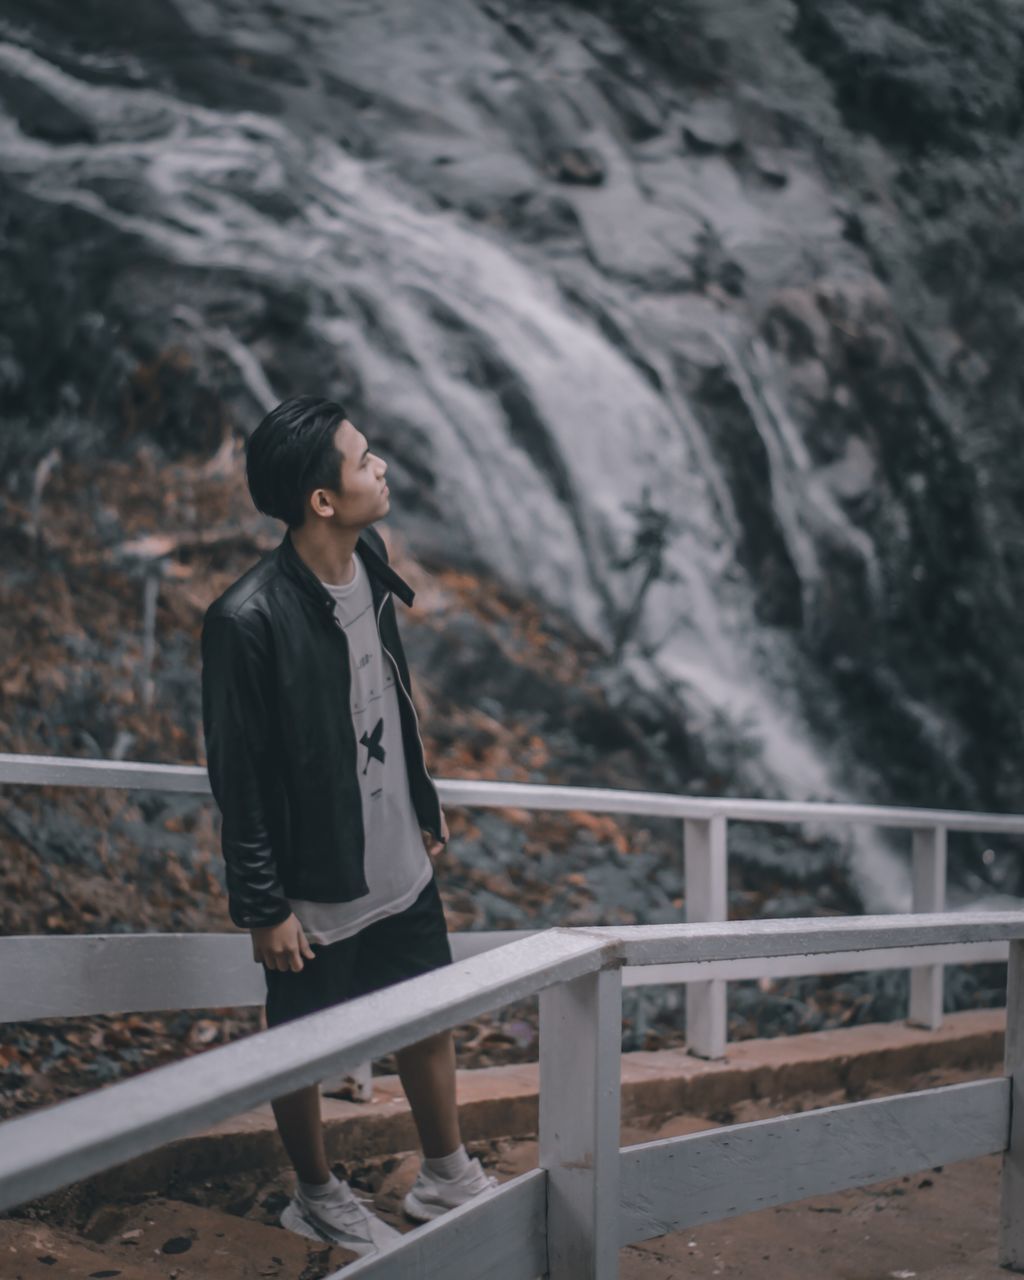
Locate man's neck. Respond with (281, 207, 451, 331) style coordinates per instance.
(290, 522, 363, 587)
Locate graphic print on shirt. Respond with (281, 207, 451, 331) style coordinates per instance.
(286, 550, 432, 947)
(361, 718, 385, 774)
(341, 599, 394, 798)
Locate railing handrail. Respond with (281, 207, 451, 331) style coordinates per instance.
(2, 911, 1023, 1213)
(4, 752, 1024, 834)
(0, 929, 608, 1209)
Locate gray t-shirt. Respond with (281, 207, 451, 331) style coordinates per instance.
(286, 550, 431, 944)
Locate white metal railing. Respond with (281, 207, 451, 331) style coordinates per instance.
(2, 912, 1024, 1280)
(3, 753, 1023, 1057)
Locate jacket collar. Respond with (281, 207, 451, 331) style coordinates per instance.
(277, 528, 416, 611)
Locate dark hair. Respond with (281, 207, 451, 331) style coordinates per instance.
(245, 396, 348, 528)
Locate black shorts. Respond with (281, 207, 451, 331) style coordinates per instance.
(263, 875, 452, 1029)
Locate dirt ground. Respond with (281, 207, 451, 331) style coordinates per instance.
(0, 1064, 1015, 1278)
(618, 1152, 1008, 1279)
(537, 1061, 1014, 1280)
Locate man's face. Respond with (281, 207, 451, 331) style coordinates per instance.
(311, 417, 390, 527)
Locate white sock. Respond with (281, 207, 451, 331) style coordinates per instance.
(298, 1171, 345, 1200)
(424, 1145, 471, 1181)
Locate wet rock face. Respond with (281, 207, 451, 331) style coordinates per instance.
(2, 0, 1023, 896)
(792, 0, 1024, 152)
(778, 0, 1024, 812)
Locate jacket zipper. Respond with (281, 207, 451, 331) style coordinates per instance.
(324, 586, 442, 833)
(375, 590, 443, 831)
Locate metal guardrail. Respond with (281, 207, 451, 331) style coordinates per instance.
(3, 753, 1022, 1056)
(2, 912, 1024, 1280)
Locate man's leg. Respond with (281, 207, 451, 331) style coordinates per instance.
(263, 935, 361, 1185)
(397, 1025, 498, 1222)
(396, 1028, 461, 1158)
(271, 1029, 458, 1180)
(271, 1083, 331, 1185)
(271, 1074, 403, 1254)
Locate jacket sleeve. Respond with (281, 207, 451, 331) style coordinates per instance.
(201, 609, 292, 931)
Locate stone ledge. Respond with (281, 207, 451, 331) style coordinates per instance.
(81, 1008, 1005, 1199)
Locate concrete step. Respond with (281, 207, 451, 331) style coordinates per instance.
(74, 1007, 1005, 1202)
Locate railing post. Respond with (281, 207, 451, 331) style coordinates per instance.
(684, 815, 728, 1059)
(908, 826, 947, 1030)
(999, 938, 1024, 1269)
(540, 967, 622, 1280)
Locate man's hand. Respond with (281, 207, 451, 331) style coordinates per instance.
(421, 807, 449, 858)
(250, 913, 316, 971)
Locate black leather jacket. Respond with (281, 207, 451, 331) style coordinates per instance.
(200, 525, 443, 930)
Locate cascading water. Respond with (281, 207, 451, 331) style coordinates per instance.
(4, 0, 1023, 909)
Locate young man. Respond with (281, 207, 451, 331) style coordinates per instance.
(200, 396, 496, 1256)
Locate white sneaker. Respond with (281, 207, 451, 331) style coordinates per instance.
(281, 1179, 402, 1256)
(403, 1156, 499, 1222)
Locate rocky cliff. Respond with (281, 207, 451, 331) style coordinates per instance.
(2, 0, 1023, 915)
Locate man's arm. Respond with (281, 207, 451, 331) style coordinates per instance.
(200, 609, 294, 932)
